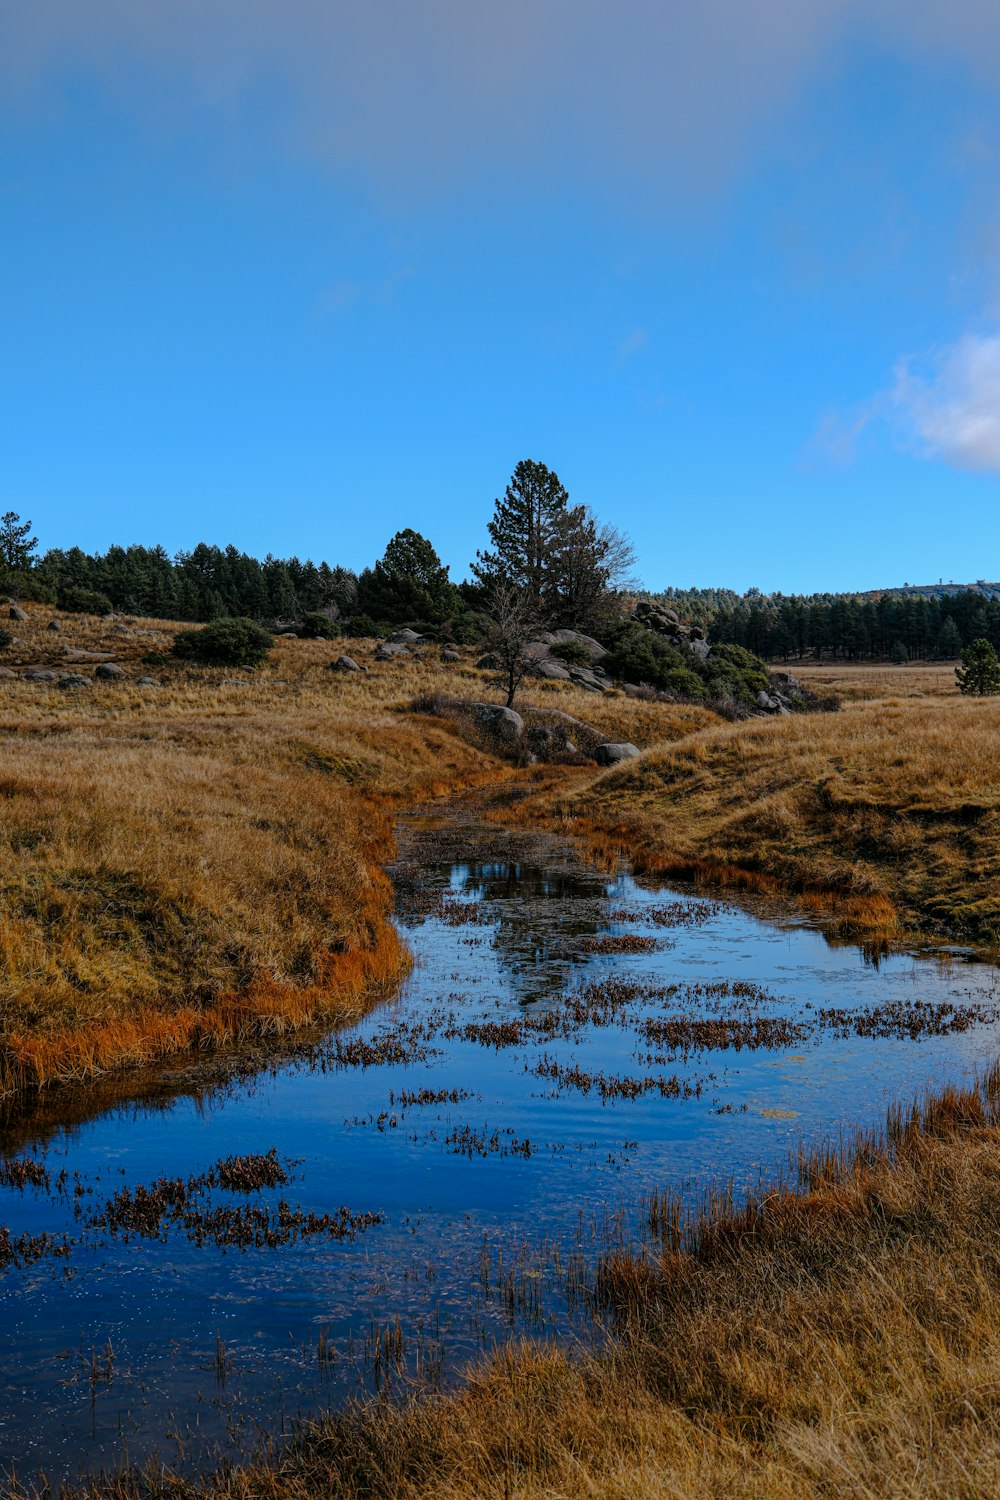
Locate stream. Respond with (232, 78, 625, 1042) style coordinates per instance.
(1, 814, 998, 1482)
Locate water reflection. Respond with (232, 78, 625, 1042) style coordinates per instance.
(1, 821, 999, 1483)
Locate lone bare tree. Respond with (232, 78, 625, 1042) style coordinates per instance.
(483, 578, 545, 708)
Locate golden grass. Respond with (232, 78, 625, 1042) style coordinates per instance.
(550, 691, 1000, 942)
(1, 605, 704, 1096)
(0, 609, 497, 1094)
(791, 660, 959, 701)
(37, 1069, 1000, 1499)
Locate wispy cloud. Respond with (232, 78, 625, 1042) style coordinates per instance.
(889, 332, 1000, 470)
(0, 2, 853, 194)
(614, 328, 649, 367)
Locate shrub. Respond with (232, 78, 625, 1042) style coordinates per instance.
(448, 612, 488, 646)
(658, 666, 706, 699)
(172, 617, 274, 668)
(604, 626, 770, 705)
(299, 612, 340, 640)
(701, 643, 770, 703)
(141, 650, 168, 667)
(550, 640, 593, 666)
(60, 587, 114, 616)
(0, 627, 11, 650)
(341, 614, 382, 639)
(956, 637, 1000, 696)
(603, 627, 689, 692)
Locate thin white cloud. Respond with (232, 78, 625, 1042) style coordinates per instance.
(890, 332, 1000, 470)
(614, 328, 649, 367)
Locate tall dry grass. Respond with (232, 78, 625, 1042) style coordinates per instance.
(553, 691, 1000, 942)
(0, 608, 497, 1094)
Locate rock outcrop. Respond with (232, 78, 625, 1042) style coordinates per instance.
(594, 742, 641, 766)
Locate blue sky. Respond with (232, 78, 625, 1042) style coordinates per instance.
(3, 2, 1000, 593)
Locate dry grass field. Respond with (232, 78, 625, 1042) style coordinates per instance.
(549, 677, 1000, 944)
(0, 604, 711, 1096)
(791, 660, 960, 701)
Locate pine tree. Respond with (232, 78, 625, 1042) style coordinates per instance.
(355, 529, 457, 625)
(0, 511, 38, 572)
(935, 616, 963, 659)
(471, 460, 570, 606)
(956, 637, 1000, 696)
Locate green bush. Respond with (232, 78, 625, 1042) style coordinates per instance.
(701, 643, 770, 702)
(956, 637, 1000, 696)
(299, 611, 340, 640)
(0, 627, 11, 650)
(172, 617, 274, 668)
(550, 640, 593, 666)
(603, 627, 689, 692)
(141, 650, 168, 667)
(60, 586, 114, 616)
(448, 612, 488, 646)
(341, 614, 382, 639)
(658, 666, 706, 699)
(604, 626, 770, 704)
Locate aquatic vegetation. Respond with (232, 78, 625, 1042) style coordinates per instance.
(533, 1055, 704, 1102)
(0, 1155, 49, 1190)
(578, 934, 661, 954)
(209, 1148, 289, 1192)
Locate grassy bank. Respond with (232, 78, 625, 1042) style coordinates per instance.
(550, 687, 1000, 943)
(0, 610, 496, 1095)
(27, 1067, 1000, 1500)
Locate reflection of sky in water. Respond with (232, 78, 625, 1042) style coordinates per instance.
(1, 836, 998, 1482)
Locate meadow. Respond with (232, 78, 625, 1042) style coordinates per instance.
(0, 604, 713, 1097)
(3, 611, 1000, 1498)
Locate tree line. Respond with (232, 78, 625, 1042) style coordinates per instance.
(0, 461, 634, 638)
(704, 592, 1000, 662)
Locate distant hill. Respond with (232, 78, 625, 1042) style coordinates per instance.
(857, 581, 1000, 601)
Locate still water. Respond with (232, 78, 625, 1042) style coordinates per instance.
(1, 818, 998, 1480)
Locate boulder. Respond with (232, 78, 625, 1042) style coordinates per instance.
(545, 628, 608, 662)
(63, 649, 114, 663)
(47, 619, 62, 632)
(475, 653, 501, 671)
(531, 658, 572, 682)
(473, 704, 524, 743)
(110, 624, 132, 637)
(9, 605, 27, 622)
(375, 642, 410, 660)
(688, 639, 711, 661)
(94, 662, 126, 681)
(440, 649, 462, 663)
(594, 742, 641, 766)
(58, 673, 91, 690)
(389, 628, 422, 644)
(568, 666, 606, 692)
(330, 655, 364, 673)
(24, 669, 56, 682)
(137, 676, 158, 687)
(0, 666, 15, 679)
